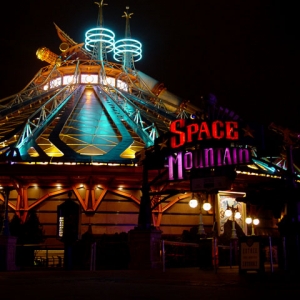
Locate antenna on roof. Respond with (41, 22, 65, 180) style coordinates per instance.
(114, 6, 142, 71)
(85, 1, 115, 62)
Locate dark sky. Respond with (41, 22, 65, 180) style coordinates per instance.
(1, 1, 299, 132)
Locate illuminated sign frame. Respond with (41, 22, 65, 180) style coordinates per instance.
(166, 119, 251, 181)
(170, 119, 239, 149)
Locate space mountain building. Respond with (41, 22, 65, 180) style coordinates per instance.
(0, 3, 202, 238)
(1, 3, 300, 270)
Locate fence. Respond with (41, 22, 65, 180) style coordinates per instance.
(16, 244, 64, 269)
(161, 238, 219, 272)
(160, 236, 284, 273)
(13, 236, 294, 272)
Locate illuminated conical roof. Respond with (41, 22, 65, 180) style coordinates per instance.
(0, 3, 298, 240)
(0, 4, 297, 183)
(0, 5, 199, 165)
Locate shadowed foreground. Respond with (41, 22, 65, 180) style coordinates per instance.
(1, 267, 300, 300)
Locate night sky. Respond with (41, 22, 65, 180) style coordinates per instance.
(1, 1, 298, 132)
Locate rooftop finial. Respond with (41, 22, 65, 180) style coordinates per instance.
(85, 1, 114, 62)
(122, 6, 133, 38)
(114, 6, 142, 69)
(94, 0, 107, 26)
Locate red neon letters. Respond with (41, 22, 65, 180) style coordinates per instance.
(170, 120, 239, 148)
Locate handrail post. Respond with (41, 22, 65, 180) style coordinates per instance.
(90, 242, 96, 271)
(213, 237, 218, 273)
(46, 245, 48, 268)
(282, 237, 287, 271)
(162, 240, 165, 272)
(229, 241, 232, 268)
(268, 236, 274, 273)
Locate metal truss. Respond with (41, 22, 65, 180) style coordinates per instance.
(100, 81, 173, 145)
(95, 85, 154, 147)
(16, 84, 80, 150)
(0, 65, 62, 112)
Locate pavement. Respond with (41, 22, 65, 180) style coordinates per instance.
(1, 266, 300, 300)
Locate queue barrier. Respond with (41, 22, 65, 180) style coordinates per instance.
(161, 238, 219, 272)
(15, 244, 64, 269)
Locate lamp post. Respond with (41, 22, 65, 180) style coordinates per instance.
(224, 202, 241, 267)
(245, 217, 260, 235)
(225, 203, 241, 239)
(189, 194, 212, 237)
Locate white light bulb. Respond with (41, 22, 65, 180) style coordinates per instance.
(189, 199, 198, 208)
(203, 202, 212, 211)
(225, 209, 232, 217)
(235, 211, 241, 219)
(245, 217, 252, 224)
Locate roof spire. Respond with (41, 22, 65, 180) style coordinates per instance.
(95, 0, 107, 27)
(85, 1, 115, 62)
(113, 6, 142, 70)
(123, 6, 133, 38)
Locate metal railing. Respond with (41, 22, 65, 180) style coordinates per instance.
(16, 244, 64, 269)
(161, 238, 219, 272)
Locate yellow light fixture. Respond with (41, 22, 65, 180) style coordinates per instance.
(245, 217, 252, 224)
(189, 193, 198, 208)
(225, 208, 232, 217)
(245, 216, 260, 235)
(234, 211, 241, 219)
(253, 218, 260, 225)
(202, 202, 212, 211)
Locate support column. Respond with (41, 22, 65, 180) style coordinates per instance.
(278, 145, 300, 271)
(128, 229, 162, 269)
(128, 159, 162, 269)
(1, 187, 10, 236)
(0, 187, 18, 271)
(137, 163, 152, 229)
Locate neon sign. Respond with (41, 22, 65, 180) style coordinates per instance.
(170, 120, 239, 148)
(165, 119, 251, 180)
(114, 38, 142, 62)
(167, 147, 251, 180)
(85, 27, 115, 53)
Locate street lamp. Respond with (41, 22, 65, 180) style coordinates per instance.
(189, 194, 212, 236)
(189, 194, 198, 208)
(202, 201, 212, 212)
(225, 203, 241, 239)
(245, 217, 260, 235)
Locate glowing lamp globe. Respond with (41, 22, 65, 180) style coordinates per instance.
(253, 218, 260, 225)
(202, 202, 212, 211)
(245, 217, 252, 224)
(234, 211, 241, 219)
(225, 209, 232, 217)
(189, 199, 198, 208)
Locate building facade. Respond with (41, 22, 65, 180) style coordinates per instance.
(1, 4, 299, 269)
